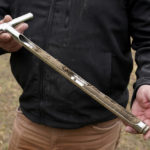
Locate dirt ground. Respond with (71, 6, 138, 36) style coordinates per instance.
(0, 53, 150, 150)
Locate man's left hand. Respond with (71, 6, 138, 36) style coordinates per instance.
(126, 85, 150, 140)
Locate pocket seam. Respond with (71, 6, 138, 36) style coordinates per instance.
(92, 119, 120, 132)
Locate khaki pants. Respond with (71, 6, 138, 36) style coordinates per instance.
(8, 110, 121, 150)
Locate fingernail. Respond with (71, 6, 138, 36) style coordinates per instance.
(4, 15, 12, 22)
(23, 23, 29, 29)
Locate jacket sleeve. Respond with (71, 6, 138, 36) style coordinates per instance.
(0, 0, 11, 55)
(128, 0, 150, 102)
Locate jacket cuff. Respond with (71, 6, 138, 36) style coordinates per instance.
(131, 78, 150, 106)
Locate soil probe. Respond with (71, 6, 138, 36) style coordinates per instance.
(0, 13, 149, 134)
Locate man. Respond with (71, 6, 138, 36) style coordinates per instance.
(0, 0, 150, 149)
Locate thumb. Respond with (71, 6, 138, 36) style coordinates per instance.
(15, 23, 29, 34)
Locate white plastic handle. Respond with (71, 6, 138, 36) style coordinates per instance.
(8, 13, 33, 26)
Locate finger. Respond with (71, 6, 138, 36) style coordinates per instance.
(3, 15, 12, 22)
(0, 15, 23, 52)
(144, 130, 150, 140)
(143, 120, 150, 140)
(15, 23, 28, 33)
(3, 41, 22, 52)
(0, 33, 12, 42)
(8, 44, 22, 52)
(145, 90, 150, 103)
(136, 85, 150, 105)
(0, 15, 12, 24)
(0, 15, 13, 42)
(0, 37, 21, 49)
(0, 23, 28, 42)
(125, 126, 137, 134)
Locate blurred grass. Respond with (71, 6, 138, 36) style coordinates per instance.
(0, 54, 21, 150)
(0, 53, 150, 150)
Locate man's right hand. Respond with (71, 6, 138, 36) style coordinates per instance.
(0, 15, 28, 52)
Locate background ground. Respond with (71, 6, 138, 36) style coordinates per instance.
(0, 53, 150, 150)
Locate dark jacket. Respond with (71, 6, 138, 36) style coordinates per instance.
(1, 0, 150, 129)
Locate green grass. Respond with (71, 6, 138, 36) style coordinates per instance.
(0, 53, 150, 150)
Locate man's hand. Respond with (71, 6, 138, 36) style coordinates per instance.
(126, 85, 150, 140)
(0, 15, 28, 52)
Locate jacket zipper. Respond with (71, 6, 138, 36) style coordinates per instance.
(39, 0, 56, 123)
